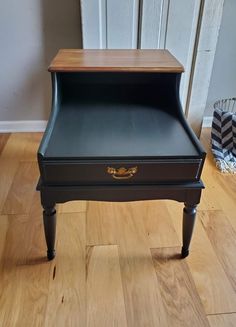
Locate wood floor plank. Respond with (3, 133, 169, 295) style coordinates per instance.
(58, 200, 87, 213)
(165, 201, 182, 241)
(0, 133, 10, 156)
(167, 202, 236, 314)
(86, 201, 118, 246)
(2, 161, 39, 215)
(21, 132, 42, 161)
(142, 200, 180, 248)
(87, 245, 127, 327)
(11, 192, 53, 326)
(1, 133, 30, 160)
(0, 133, 30, 212)
(211, 174, 236, 232)
(87, 200, 180, 248)
(199, 129, 236, 223)
(151, 247, 209, 327)
(0, 159, 19, 212)
(198, 129, 223, 211)
(1, 130, 236, 325)
(0, 215, 29, 326)
(0, 215, 8, 263)
(114, 202, 168, 327)
(208, 313, 236, 327)
(199, 129, 236, 231)
(0, 192, 53, 327)
(186, 221, 236, 314)
(0, 213, 51, 327)
(198, 161, 222, 211)
(200, 210, 236, 291)
(200, 165, 236, 214)
(44, 212, 86, 327)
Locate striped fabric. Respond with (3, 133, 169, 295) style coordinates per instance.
(211, 108, 236, 173)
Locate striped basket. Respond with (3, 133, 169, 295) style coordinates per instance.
(211, 98, 236, 173)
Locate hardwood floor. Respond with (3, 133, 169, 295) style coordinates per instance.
(0, 128, 236, 326)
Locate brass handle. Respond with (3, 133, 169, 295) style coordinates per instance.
(107, 166, 138, 180)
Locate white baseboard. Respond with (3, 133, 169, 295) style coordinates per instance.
(0, 120, 47, 133)
(0, 117, 213, 133)
(202, 116, 213, 128)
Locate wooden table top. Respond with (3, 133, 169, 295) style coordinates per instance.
(48, 49, 184, 73)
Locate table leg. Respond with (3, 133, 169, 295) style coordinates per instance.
(43, 205, 56, 260)
(181, 203, 197, 258)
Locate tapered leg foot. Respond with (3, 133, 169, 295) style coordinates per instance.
(47, 249, 56, 261)
(181, 247, 189, 258)
(43, 205, 56, 261)
(181, 203, 197, 258)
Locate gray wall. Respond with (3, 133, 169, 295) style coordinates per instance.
(0, 0, 82, 121)
(205, 0, 236, 116)
(0, 0, 233, 120)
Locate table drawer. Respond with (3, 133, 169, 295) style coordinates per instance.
(40, 159, 202, 185)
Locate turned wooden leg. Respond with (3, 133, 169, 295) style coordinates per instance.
(181, 203, 197, 258)
(43, 205, 56, 260)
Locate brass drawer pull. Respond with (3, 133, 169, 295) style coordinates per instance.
(107, 166, 138, 180)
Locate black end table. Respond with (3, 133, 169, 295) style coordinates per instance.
(37, 50, 205, 260)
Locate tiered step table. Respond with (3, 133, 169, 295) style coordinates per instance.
(37, 50, 205, 260)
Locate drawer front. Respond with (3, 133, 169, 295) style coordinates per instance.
(41, 159, 202, 185)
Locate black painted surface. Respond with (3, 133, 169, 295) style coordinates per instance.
(38, 72, 205, 186)
(37, 68, 206, 260)
(45, 103, 199, 159)
(41, 159, 202, 185)
(38, 179, 204, 205)
(181, 203, 198, 258)
(43, 205, 56, 260)
(42, 72, 200, 159)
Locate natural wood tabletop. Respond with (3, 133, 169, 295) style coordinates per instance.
(48, 49, 184, 73)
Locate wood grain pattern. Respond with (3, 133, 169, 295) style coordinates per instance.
(151, 247, 209, 327)
(0, 215, 8, 275)
(0, 215, 23, 326)
(0, 215, 40, 326)
(0, 193, 49, 327)
(0, 133, 29, 212)
(0, 133, 10, 156)
(0, 133, 30, 160)
(21, 132, 42, 161)
(0, 159, 19, 213)
(2, 161, 39, 215)
(185, 219, 236, 314)
(142, 200, 180, 248)
(167, 201, 236, 314)
(57, 200, 87, 214)
(200, 210, 236, 291)
(87, 245, 127, 327)
(200, 129, 236, 231)
(211, 174, 236, 232)
(198, 151, 223, 211)
(86, 201, 118, 246)
(48, 49, 184, 73)
(11, 196, 51, 327)
(208, 313, 236, 327)
(44, 213, 86, 327)
(114, 202, 168, 327)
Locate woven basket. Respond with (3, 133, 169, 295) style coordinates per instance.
(211, 97, 236, 173)
(214, 97, 236, 113)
